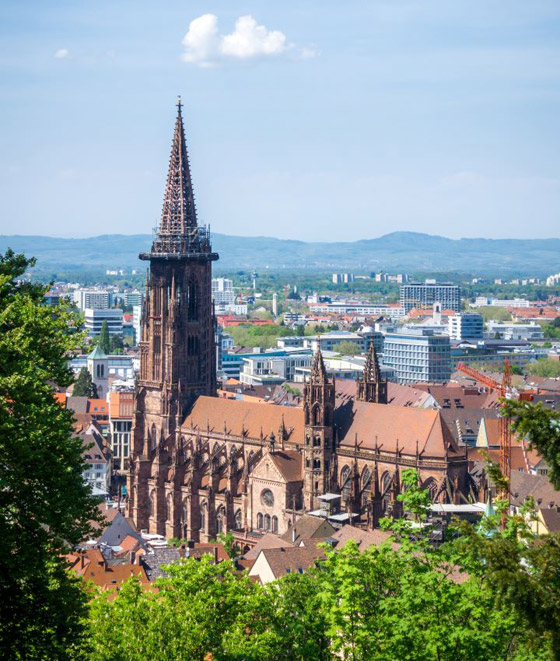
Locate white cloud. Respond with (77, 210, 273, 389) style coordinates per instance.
(221, 15, 286, 59)
(181, 14, 315, 66)
(54, 48, 69, 59)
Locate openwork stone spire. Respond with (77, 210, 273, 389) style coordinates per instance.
(145, 97, 214, 257)
(160, 97, 197, 235)
(310, 340, 328, 383)
(357, 338, 388, 404)
(363, 339, 382, 384)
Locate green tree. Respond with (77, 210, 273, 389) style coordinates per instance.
(502, 398, 560, 488)
(97, 319, 111, 354)
(110, 333, 124, 353)
(217, 531, 239, 559)
(337, 341, 361, 355)
(527, 359, 560, 378)
(88, 556, 258, 661)
(0, 249, 102, 658)
(73, 366, 98, 398)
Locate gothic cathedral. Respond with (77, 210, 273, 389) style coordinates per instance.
(127, 101, 470, 543)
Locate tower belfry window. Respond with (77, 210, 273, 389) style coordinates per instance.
(187, 279, 198, 321)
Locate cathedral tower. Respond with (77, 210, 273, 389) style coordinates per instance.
(128, 99, 218, 533)
(303, 343, 336, 510)
(356, 339, 387, 404)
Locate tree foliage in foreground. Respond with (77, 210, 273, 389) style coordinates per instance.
(87, 468, 558, 660)
(0, 249, 102, 659)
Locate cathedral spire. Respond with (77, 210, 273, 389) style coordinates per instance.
(357, 338, 388, 404)
(310, 338, 328, 383)
(157, 97, 198, 244)
(363, 338, 382, 384)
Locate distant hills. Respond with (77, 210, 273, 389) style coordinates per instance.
(0, 232, 558, 276)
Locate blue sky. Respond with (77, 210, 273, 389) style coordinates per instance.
(0, 0, 559, 241)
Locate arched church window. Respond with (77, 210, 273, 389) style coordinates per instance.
(187, 278, 198, 321)
(313, 436, 321, 447)
(257, 513, 264, 529)
(264, 514, 271, 531)
(312, 405, 320, 426)
(148, 489, 156, 518)
(200, 502, 207, 531)
(165, 493, 173, 522)
(271, 516, 278, 533)
(216, 506, 226, 534)
(341, 465, 351, 501)
(234, 509, 243, 530)
(423, 478, 438, 501)
(362, 466, 371, 490)
(151, 424, 157, 451)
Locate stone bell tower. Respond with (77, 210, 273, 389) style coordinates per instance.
(128, 98, 218, 533)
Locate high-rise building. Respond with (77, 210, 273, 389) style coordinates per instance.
(400, 282, 461, 313)
(383, 330, 451, 384)
(74, 289, 111, 310)
(448, 313, 483, 341)
(128, 98, 218, 535)
(212, 278, 235, 305)
(84, 308, 123, 336)
(125, 291, 144, 307)
(332, 273, 354, 284)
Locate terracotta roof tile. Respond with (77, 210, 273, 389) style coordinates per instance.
(269, 450, 303, 482)
(182, 396, 304, 442)
(335, 401, 460, 457)
(258, 545, 325, 579)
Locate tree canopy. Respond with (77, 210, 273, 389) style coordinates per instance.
(0, 249, 102, 658)
(97, 319, 111, 354)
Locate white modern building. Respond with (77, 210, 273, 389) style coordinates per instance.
(212, 278, 236, 305)
(472, 297, 531, 308)
(383, 330, 451, 385)
(239, 352, 312, 386)
(332, 273, 354, 284)
(400, 282, 461, 313)
(309, 302, 405, 319)
(448, 313, 484, 341)
(74, 289, 111, 311)
(124, 291, 143, 307)
(215, 303, 248, 315)
(303, 332, 368, 353)
(84, 308, 123, 336)
(486, 322, 545, 341)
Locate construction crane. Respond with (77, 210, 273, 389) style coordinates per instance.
(456, 359, 513, 497)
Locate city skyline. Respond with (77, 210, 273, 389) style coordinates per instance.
(1, 0, 559, 241)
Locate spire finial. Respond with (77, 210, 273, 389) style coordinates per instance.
(177, 95, 182, 114)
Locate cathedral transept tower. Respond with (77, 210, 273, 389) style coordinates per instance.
(303, 344, 336, 510)
(356, 339, 387, 404)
